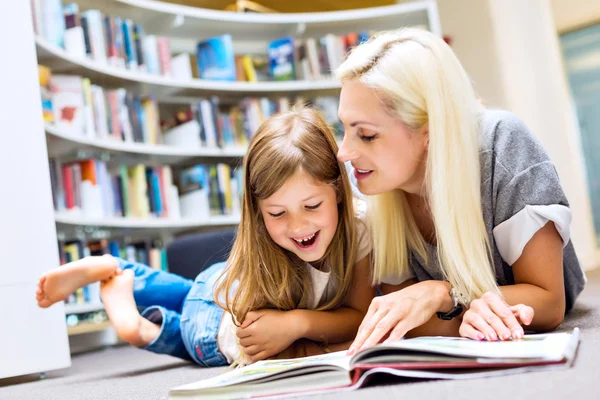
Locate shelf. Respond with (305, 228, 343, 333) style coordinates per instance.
(45, 124, 246, 165)
(35, 37, 342, 98)
(67, 321, 112, 336)
(73, 0, 439, 40)
(54, 213, 240, 231)
(65, 302, 105, 314)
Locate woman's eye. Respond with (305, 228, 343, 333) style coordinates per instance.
(358, 128, 377, 142)
(268, 211, 285, 218)
(359, 134, 377, 142)
(306, 202, 323, 210)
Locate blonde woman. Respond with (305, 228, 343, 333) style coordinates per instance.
(335, 28, 586, 354)
(36, 107, 374, 366)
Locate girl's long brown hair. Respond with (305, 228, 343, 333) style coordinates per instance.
(214, 106, 357, 325)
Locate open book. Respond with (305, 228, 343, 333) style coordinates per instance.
(168, 328, 580, 400)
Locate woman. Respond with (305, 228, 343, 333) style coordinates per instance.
(335, 28, 586, 354)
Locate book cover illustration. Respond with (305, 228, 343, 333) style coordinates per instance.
(196, 35, 236, 81)
(267, 37, 296, 81)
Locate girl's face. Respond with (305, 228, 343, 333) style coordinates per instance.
(259, 168, 339, 264)
(337, 79, 428, 196)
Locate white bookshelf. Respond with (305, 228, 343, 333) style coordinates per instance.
(72, 0, 441, 40)
(0, 1, 71, 379)
(46, 123, 246, 164)
(33, 0, 441, 339)
(55, 212, 240, 233)
(36, 37, 343, 97)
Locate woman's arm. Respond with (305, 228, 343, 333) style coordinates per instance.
(456, 221, 564, 340)
(396, 223, 563, 340)
(498, 221, 565, 329)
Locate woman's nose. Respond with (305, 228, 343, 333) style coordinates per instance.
(337, 135, 358, 162)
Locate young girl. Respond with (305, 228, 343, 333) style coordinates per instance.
(36, 106, 374, 366)
(333, 28, 587, 354)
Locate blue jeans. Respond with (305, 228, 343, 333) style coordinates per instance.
(117, 258, 229, 367)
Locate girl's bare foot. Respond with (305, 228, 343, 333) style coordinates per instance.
(36, 254, 120, 308)
(101, 269, 160, 347)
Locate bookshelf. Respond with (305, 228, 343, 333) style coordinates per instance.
(30, 0, 441, 346)
(71, 0, 441, 40)
(36, 37, 343, 97)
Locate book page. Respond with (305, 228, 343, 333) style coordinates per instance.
(171, 351, 352, 392)
(353, 330, 577, 365)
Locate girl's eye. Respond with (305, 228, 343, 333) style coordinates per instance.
(268, 211, 285, 218)
(305, 202, 322, 210)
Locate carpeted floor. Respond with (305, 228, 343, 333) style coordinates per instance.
(2, 269, 599, 400)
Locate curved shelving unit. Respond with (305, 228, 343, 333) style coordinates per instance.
(55, 212, 240, 232)
(35, 36, 342, 98)
(73, 0, 439, 40)
(45, 124, 246, 164)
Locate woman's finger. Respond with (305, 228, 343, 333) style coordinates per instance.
(511, 304, 534, 327)
(348, 307, 387, 355)
(472, 303, 512, 340)
(485, 294, 524, 339)
(357, 309, 398, 351)
(462, 310, 498, 341)
(459, 320, 485, 340)
(382, 318, 410, 343)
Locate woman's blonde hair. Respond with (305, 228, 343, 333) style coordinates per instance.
(336, 28, 498, 301)
(215, 106, 357, 324)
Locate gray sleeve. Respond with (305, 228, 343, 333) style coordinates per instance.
(487, 111, 569, 227)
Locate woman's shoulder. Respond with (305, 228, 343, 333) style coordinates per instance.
(480, 109, 551, 178)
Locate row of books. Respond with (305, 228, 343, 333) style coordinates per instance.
(40, 65, 343, 148)
(31, 1, 373, 83)
(33, 1, 176, 78)
(40, 65, 163, 144)
(60, 237, 167, 306)
(263, 32, 370, 82)
(48, 158, 243, 220)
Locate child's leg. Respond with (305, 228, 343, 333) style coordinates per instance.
(120, 259, 193, 312)
(36, 254, 119, 308)
(101, 270, 192, 361)
(100, 269, 159, 347)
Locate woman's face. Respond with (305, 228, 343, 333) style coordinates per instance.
(337, 79, 428, 196)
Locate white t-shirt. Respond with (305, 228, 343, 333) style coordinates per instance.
(217, 216, 372, 364)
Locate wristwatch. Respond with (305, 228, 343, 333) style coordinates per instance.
(436, 287, 465, 321)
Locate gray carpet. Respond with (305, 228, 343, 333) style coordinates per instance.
(2, 269, 599, 400)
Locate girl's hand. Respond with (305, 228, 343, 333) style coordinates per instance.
(459, 292, 534, 341)
(348, 281, 449, 355)
(236, 310, 303, 362)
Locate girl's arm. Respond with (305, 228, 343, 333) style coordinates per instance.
(237, 255, 375, 361)
(290, 254, 376, 344)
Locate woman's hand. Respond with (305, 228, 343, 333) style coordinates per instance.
(236, 310, 303, 362)
(459, 292, 534, 341)
(348, 280, 450, 355)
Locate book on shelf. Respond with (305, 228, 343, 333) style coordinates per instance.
(168, 329, 580, 400)
(196, 35, 236, 81)
(268, 37, 296, 81)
